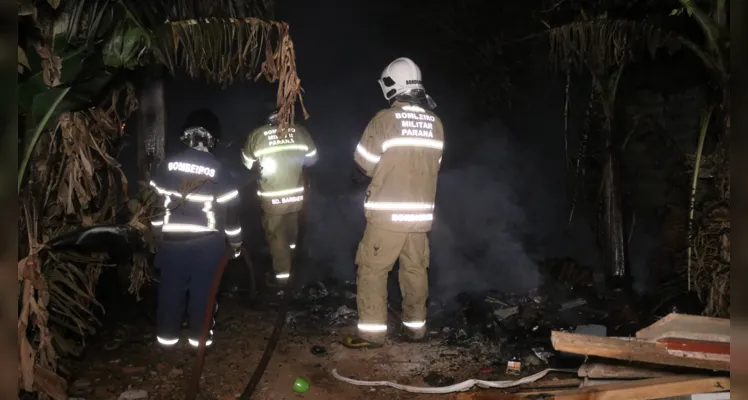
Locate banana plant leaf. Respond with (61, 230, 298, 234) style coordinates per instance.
(102, 24, 149, 69)
(18, 69, 115, 194)
(18, 86, 71, 193)
(17, 44, 88, 114)
(23, 70, 115, 138)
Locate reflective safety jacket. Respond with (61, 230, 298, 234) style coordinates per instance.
(241, 123, 317, 215)
(354, 101, 444, 232)
(149, 147, 242, 245)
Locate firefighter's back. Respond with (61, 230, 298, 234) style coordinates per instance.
(365, 103, 444, 232)
(243, 123, 317, 215)
(151, 147, 239, 235)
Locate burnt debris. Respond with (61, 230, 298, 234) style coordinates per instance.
(266, 257, 640, 370)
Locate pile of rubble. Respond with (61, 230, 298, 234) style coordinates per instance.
(275, 257, 642, 373)
(457, 312, 730, 399)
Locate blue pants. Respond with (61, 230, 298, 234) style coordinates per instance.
(155, 233, 225, 344)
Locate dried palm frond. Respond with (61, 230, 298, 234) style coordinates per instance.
(151, 17, 307, 133)
(685, 138, 729, 317)
(132, 0, 274, 24)
(18, 83, 138, 399)
(689, 207, 729, 317)
(548, 19, 665, 73)
(19, 1, 306, 397)
(56, 0, 305, 133)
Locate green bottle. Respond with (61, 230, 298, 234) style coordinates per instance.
(293, 377, 310, 393)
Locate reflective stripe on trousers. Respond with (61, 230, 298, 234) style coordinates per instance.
(261, 212, 299, 278)
(355, 225, 429, 343)
(155, 233, 225, 342)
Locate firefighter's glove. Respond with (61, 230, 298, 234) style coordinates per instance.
(351, 166, 370, 185)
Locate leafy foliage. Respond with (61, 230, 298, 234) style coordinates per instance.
(18, 83, 138, 398)
(548, 19, 664, 73)
(418, 0, 730, 315)
(17, 0, 309, 398)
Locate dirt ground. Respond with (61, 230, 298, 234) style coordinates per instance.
(69, 296, 543, 400)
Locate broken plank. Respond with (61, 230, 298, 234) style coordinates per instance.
(578, 361, 678, 379)
(657, 338, 731, 356)
(538, 375, 729, 400)
(457, 376, 729, 400)
(551, 331, 729, 371)
(581, 378, 631, 387)
(516, 388, 573, 397)
(522, 378, 582, 389)
(453, 393, 519, 400)
(637, 314, 730, 343)
(453, 392, 563, 400)
(456, 375, 730, 400)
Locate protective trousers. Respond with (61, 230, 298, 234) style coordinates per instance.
(155, 232, 225, 347)
(355, 224, 429, 343)
(261, 212, 299, 280)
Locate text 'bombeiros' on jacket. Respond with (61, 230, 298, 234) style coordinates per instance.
(241, 123, 318, 215)
(149, 147, 242, 245)
(354, 102, 444, 232)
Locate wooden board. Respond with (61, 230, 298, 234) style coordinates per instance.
(459, 376, 729, 400)
(551, 331, 730, 371)
(578, 361, 678, 379)
(637, 314, 730, 343)
(521, 378, 582, 389)
(658, 338, 731, 355)
(544, 376, 729, 400)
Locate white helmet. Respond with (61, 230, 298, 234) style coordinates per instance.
(378, 57, 424, 101)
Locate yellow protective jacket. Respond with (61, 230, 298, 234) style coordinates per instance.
(354, 101, 444, 232)
(242, 123, 317, 215)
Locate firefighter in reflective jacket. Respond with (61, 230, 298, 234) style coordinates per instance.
(149, 109, 242, 348)
(346, 57, 444, 348)
(241, 110, 317, 283)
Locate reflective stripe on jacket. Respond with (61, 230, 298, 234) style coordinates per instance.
(242, 123, 317, 215)
(354, 102, 444, 232)
(149, 147, 242, 243)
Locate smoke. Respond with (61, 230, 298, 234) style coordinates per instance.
(429, 168, 539, 299)
(299, 115, 602, 302)
(428, 121, 542, 301)
(302, 187, 365, 283)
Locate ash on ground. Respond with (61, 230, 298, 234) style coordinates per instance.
(260, 257, 640, 375)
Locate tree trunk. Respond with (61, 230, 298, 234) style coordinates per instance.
(601, 146, 629, 288)
(136, 73, 166, 183)
(593, 70, 630, 290)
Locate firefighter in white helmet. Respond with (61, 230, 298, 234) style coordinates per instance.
(345, 57, 444, 348)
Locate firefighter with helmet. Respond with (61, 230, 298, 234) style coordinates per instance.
(241, 109, 318, 285)
(345, 57, 444, 349)
(149, 109, 243, 349)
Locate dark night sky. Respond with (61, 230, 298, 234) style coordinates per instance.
(153, 0, 660, 298)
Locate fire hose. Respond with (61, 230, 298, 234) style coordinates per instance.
(185, 174, 310, 399)
(238, 177, 309, 400)
(185, 246, 231, 400)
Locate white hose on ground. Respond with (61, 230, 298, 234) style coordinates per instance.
(331, 368, 576, 394)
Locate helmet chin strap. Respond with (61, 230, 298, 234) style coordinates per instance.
(391, 90, 436, 110)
